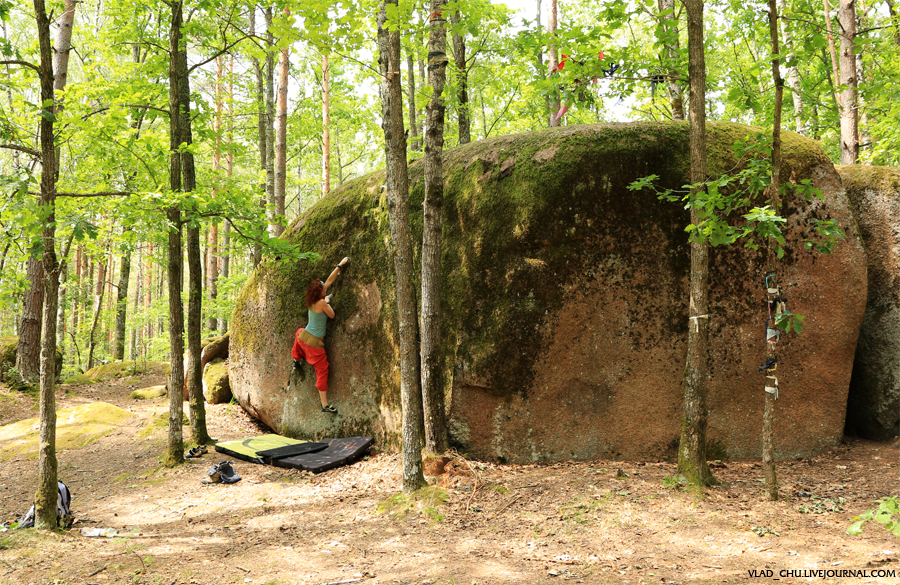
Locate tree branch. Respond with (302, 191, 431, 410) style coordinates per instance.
(0, 144, 40, 158)
(0, 60, 40, 73)
(188, 34, 253, 74)
(30, 191, 133, 198)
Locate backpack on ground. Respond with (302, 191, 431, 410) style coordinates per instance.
(16, 481, 73, 529)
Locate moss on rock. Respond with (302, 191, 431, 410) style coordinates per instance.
(202, 359, 232, 404)
(0, 336, 63, 384)
(80, 360, 169, 382)
(231, 122, 866, 462)
(131, 385, 167, 400)
(0, 402, 133, 461)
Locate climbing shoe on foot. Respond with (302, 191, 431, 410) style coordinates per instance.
(321, 404, 338, 414)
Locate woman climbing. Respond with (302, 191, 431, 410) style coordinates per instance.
(292, 256, 350, 413)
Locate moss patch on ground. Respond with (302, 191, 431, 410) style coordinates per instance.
(130, 385, 167, 400)
(376, 486, 449, 522)
(0, 402, 133, 461)
(78, 361, 170, 383)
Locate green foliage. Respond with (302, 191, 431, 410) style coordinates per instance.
(847, 497, 900, 538)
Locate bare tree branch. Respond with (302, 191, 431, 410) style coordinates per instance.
(0, 144, 40, 157)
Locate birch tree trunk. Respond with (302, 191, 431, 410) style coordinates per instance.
(378, 0, 426, 493)
(776, 0, 804, 134)
(838, 0, 859, 164)
(86, 255, 106, 371)
(421, 0, 449, 454)
(208, 56, 223, 330)
(407, 48, 419, 151)
(265, 7, 277, 237)
(677, 0, 717, 488)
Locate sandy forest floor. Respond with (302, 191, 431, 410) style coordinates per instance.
(0, 371, 897, 585)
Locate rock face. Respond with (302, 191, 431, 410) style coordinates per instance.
(203, 358, 232, 404)
(230, 122, 867, 462)
(838, 166, 900, 441)
(0, 336, 63, 384)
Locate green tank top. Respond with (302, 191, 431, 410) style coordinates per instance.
(306, 307, 328, 338)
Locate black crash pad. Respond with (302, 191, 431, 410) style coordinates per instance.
(256, 441, 329, 460)
(272, 436, 375, 473)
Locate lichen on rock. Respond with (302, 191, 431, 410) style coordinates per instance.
(231, 122, 867, 462)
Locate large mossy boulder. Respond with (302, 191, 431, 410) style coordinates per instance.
(0, 336, 63, 384)
(838, 166, 900, 441)
(231, 122, 866, 462)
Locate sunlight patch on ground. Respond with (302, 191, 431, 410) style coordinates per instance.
(0, 401, 133, 460)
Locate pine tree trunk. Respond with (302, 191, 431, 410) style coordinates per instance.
(274, 13, 289, 231)
(220, 56, 233, 332)
(421, 0, 450, 454)
(658, 0, 685, 120)
(763, 0, 783, 501)
(823, 0, 842, 102)
(450, 9, 470, 144)
(378, 0, 426, 493)
(132, 246, 141, 360)
(838, 0, 859, 164)
(144, 243, 152, 340)
(677, 0, 716, 488)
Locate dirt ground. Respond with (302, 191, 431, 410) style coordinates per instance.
(0, 371, 897, 585)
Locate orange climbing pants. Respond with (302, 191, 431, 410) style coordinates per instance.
(291, 328, 329, 393)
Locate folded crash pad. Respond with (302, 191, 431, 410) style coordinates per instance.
(256, 441, 329, 459)
(215, 434, 312, 464)
(272, 436, 375, 473)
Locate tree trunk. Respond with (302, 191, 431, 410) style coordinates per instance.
(838, 0, 858, 164)
(132, 245, 140, 360)
(658, 0, 685, 120)
(274, 10, 289, 231)
(450, 9, 471, 144)
(322, 53, 331, 197)
(421, 0, 450, 454)
(208, 56, 223, 331)
(378, 0, 426, 493)
(777, 0, 804, 135)
(114, 236, 131, 361)
(31, 0, 61, 530)
(86, 254, 106, 371)
(164, 0, 186, 469)
(547, 0, 559, 127)
(677, 0, 717, 488)
(887, 0, 900, 46)
(265, 7, 277, 238)
(407, 48, 419, 151)
(144, 242, 153, 340)
(823, 0, 842, 92)
(251, 8, 264, 267)
(220, 55, 233, 333)
(763, 0, 784, 502)
(17, 259, 44, 382)
(172, 2, 211, 448)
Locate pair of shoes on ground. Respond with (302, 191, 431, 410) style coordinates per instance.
(185, 445, 208, 458)
(321, 403, 338, 414)
(201, 460, 241, 485)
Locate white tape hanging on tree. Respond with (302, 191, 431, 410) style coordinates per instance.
(689, 314, 709, 332)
